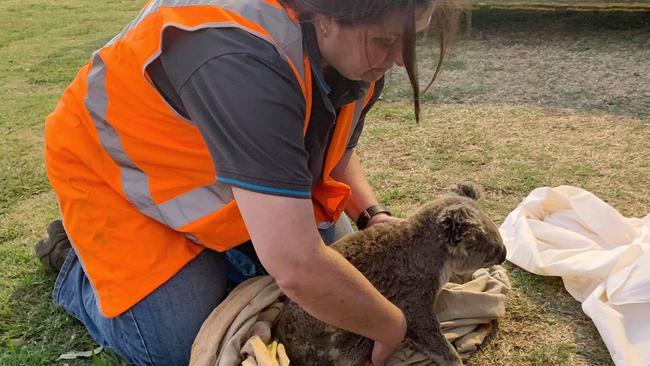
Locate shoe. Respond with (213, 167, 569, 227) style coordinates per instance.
(35, 220, 72, 274)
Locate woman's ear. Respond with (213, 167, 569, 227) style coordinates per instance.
(312, 13, 334, 38)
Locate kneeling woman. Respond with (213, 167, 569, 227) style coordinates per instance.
(42, 0, 460, 364)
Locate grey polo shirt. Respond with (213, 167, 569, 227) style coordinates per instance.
(145, 23, 384, 198)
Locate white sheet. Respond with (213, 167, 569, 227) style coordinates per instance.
(499, 186, 650, 366)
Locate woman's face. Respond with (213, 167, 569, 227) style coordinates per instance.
(314, 3, 435, 82)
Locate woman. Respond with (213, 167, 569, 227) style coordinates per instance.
(41, 0, 460, 364)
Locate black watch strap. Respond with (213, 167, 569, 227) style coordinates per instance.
(356, 204, 392, 230)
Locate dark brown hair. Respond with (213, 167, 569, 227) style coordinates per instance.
(281, 0, 465, 122)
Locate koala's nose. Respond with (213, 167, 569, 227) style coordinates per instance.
(498, 247, 507, 263)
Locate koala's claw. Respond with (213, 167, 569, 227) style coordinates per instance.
(408, 322, 464, 366)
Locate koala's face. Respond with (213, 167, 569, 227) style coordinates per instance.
(427, 193, 507, 274)
(449, 198, 507, 273)
(412, 182, 507, 273)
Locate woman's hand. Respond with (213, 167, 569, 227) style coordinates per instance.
(367, 212, 405, 227)
(367, 309, 407, 366)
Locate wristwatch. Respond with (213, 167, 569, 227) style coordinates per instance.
(356, 204, 392, 230)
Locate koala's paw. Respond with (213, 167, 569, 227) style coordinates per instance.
(408, 328, 464, 366)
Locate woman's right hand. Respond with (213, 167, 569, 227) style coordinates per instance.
(367, 310, 407, 366)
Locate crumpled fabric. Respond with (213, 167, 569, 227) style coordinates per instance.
(191, 266, 510, 366)
(499, 186, 650, 366)
(436, 266, 511, 359)
(190, 276, 285, 366)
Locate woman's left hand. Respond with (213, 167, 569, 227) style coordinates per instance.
(367, 213, 405, 227)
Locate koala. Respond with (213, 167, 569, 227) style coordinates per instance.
(275, 182, 507, 366)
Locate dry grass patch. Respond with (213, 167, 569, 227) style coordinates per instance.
(358, 102, 648, 365)
(360, 102, 649, 219)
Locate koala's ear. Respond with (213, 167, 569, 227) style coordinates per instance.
(437, 203, 479, 245)
(448, 182, 481, 200)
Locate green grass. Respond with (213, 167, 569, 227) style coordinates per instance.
(0, 1, 139, 364)
(527, 343, 575, 365)
(1, 1, 648, 365)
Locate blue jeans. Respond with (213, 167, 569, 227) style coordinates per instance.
(53, 216, 353, 365)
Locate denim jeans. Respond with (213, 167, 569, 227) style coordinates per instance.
(53, 215, 353, 365)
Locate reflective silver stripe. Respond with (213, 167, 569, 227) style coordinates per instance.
(158, 183, 234, 229)
(141, 20, 286, 88)
(85, 53, 165, 225)
(218, 0, 305, 81)
(105, 1, 159, 47)
(85, 0, 306, 238)
(85, 52, 234, 234)
(140, 20, 284, 128)
(107, 0, 304, 81)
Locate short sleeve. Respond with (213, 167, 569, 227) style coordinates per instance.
(156, 27, 313, 198)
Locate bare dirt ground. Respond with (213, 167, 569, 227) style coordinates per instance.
(384, 9, 650, 119)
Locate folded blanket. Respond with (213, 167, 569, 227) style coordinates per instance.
(499, 186, 650, 366)
(191, 266, 510, 366)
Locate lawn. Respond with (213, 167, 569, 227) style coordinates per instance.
(1, 1, 648, 365)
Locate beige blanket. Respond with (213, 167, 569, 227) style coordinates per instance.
(191, 266, 510, 366)
(499, 186, 650, 366)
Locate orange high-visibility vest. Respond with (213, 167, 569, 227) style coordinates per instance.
(45, 0, 375, 317)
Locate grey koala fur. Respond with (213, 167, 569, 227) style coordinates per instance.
(275, 182, 507, 366)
